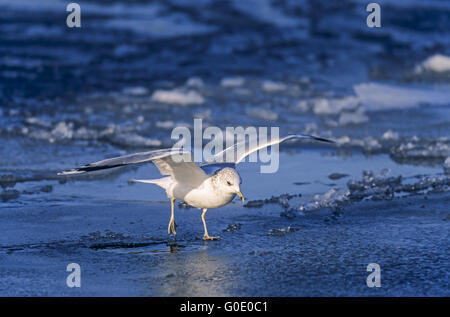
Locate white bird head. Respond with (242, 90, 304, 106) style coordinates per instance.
(215, 167, 244, 202)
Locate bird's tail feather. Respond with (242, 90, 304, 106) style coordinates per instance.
(128, 177, 171, 190)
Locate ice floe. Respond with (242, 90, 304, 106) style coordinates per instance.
(186, 77, 204, 88)
(151, 89, 205, 106)
(246, 108, 279, 121)
(415, 54, 450, 73)
(444, 157, 450, 174)
(262, 80, 287, 92)
(312, 96, 360, 115)
(220, 77, 245, 88)
(390, 138, 450, 164)
(354, 83, 450, 110)
(122, 86, 149, 96)
(337, 109, 369, 126)
(294, 168, 449, 215)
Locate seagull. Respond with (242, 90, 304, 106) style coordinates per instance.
(59, 134, 333, 240)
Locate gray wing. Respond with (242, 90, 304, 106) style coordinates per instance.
(58, 148, 209, 187)
(209, 134, 334, 164)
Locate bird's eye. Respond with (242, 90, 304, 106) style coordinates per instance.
(226, 181, 232, 186)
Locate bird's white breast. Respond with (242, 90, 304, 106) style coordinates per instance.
(169, 177, 235, 209)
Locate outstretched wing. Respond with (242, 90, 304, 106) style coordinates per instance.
(208, 134, 333, 165)
(58, 148, 209, 187)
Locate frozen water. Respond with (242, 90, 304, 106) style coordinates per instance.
(0, 0, 449, 296)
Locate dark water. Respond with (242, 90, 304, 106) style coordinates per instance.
(0, 0, 449, 296)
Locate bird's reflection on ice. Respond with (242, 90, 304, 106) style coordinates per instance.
(157, 244, 232, 296)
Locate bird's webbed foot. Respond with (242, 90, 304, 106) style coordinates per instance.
(202, 234, 220, 241)
(168, 219, 177, 235)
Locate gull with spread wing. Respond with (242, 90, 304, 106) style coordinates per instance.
(59, 134, 333, 240)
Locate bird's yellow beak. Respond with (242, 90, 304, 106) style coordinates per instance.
(236, 191, 245, 203)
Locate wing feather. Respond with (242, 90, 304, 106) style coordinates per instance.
(210, 134, 334, 164)
(58, 148, 208, 187)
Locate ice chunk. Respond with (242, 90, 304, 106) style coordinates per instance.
(51, 122, 73, 140)
(312, 96, 360, 115)
(335, 136, 351, 146)
(1, 189, 20, 202)
(347, 169, 401, 201)
(390, 138, 450, 163)
(123, 86, 148, 96)
(28, 129, 52, 141)
(246, 108, 278, 121)
(223, 223, 242, 232)
(186, 77, 204, 88)
(444, 157, 450, 174)
(156, 120, 175, 129)
(107, 133, 162, 148)
(415, 54, 450, 73)
(268, 226, 298, 237)
(354, 83, 450, 110)
(0, 174, 16, 189)
(24, 117, 52, 128)
(193, 109, 212, 120)
(338, 109, 369, 125)
(312, 98, 332, 114)
(291, 100, 309, 113)
(382, 130, 399, 141)
(298, 188, 349, 213)
(220, 77, 245, 88)
(262, 80, 287, 92)
(317, 189, 349, 207)
(151, 89, 205, 105)
(362, 137, 382, 152)
(74, 127, 98, 140)
(136, 115, 144, 124)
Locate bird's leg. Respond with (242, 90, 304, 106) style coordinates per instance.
(168, 197, 177, 236)
(201, 208, 220, 240)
